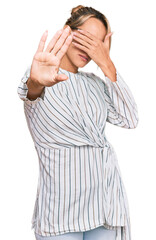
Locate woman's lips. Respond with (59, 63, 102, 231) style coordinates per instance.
(78, 54, 88, 61)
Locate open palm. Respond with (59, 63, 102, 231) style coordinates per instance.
(30, 26, 73, 87)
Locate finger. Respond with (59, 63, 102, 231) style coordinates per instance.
(55, 73, 69, 81)
(104, 32, 113, 48)
(73, 31, 93, 45)
(36, 30, 48, 54)
(77, 29, 96, 41)
(51, 27, 72, 55)
(56, 33, 74, 60)
(72, 35, 91, 48)
(45, 28, 64, 53)
(104, 32, 113, 42)
(71, 41, 89, 53)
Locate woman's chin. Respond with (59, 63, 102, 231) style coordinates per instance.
(76, 60, 90, 68)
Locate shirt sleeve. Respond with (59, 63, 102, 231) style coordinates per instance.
(17, 65, 45, 105)
(92, 69, 139, 129)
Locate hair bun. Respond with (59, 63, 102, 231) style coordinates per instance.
(71, 5, 85, 15)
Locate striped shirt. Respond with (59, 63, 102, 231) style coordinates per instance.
(17, 65, 139, 240)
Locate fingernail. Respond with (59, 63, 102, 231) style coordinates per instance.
(64, 26, 69, 31)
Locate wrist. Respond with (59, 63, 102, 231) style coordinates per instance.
(99, 59, 117, 82)
(98, 56, 114, 69)
(27, 77, 45, 90)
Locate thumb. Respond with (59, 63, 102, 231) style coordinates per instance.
(104, 32, 114, 50)
(55, 73, 69, 82)
(105, 32, 114, 41)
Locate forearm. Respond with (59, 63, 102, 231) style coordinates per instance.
(104, 70, 139, 128)
(99, 57, 117, 82)
(26, 77, 45, 100)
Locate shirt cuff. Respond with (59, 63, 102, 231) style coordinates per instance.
(17, 66, 45, 104)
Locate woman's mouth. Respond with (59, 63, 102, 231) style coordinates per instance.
(78, 54, 88, 62)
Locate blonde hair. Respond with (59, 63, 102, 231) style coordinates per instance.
(64, 5, 112, 50)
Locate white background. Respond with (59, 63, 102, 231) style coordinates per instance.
(0, 0, 156, 239)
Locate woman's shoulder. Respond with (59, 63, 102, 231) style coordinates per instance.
(81, 70, 105, 85)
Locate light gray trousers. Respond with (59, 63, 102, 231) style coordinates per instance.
(35, 225, 116, 240)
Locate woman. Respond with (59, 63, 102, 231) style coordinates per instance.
(17, 5, 139, 240)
